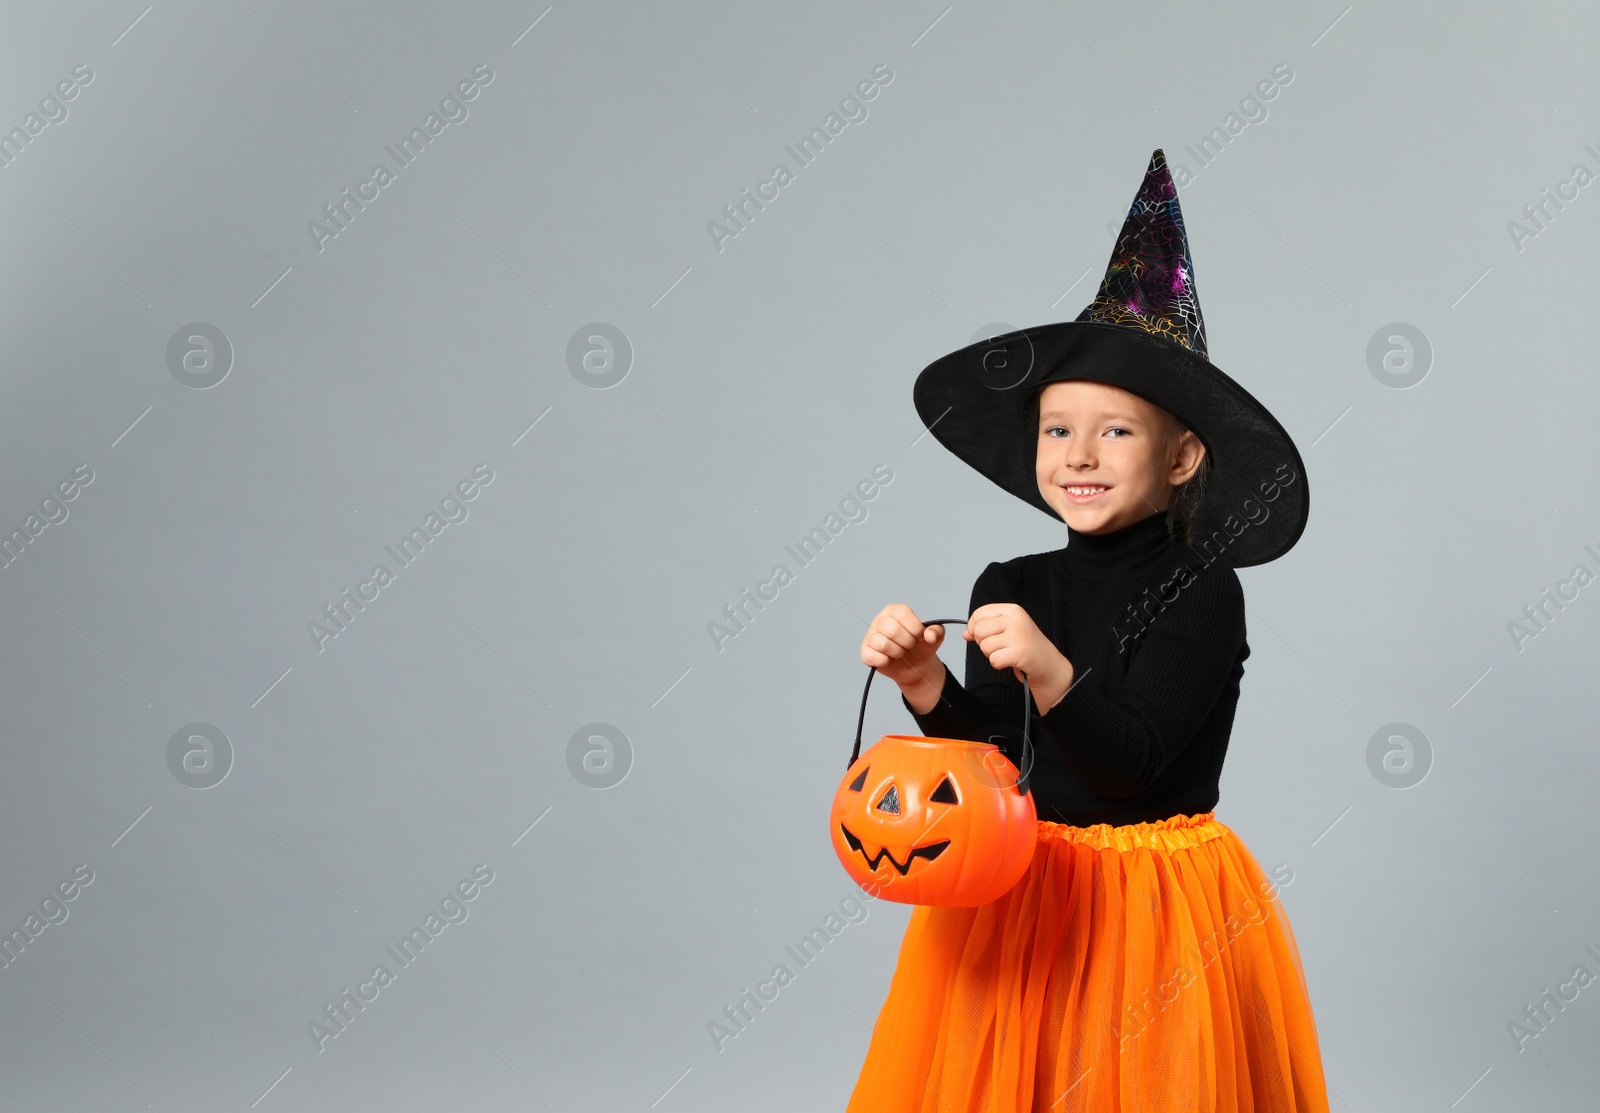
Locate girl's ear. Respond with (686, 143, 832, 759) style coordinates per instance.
(1169, 428, 1207, 486)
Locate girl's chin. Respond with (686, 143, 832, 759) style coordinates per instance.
(1052, 497, 1134, 532)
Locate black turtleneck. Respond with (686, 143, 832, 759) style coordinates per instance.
(902, 507, 1249, 826)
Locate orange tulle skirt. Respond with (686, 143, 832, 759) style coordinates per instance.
(847, 812, 1329, 1113)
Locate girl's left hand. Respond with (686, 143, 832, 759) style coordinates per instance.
(965, 603, 1075, 712)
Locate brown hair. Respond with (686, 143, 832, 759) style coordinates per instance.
(1026, 385, 1211, 544)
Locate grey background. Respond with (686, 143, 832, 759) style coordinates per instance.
(0, 1, 1595, 1109)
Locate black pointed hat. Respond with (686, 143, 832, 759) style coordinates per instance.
(913, 149, 1307, 568)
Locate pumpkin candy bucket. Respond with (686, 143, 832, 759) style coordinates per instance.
(830, 617, 1038, 907)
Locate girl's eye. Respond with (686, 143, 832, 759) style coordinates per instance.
(1041, 426, 1129, 438)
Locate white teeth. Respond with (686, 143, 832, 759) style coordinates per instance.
(1066, 486, 1108, 495)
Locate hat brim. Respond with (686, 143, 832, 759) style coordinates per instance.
(913, 320, 1308, 568)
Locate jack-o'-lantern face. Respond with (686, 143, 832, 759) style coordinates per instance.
(838, 763, 957, 876)
(830, 735, 1036, 907)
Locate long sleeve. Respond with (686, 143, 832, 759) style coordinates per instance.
(899, 554, 1248, 806)
(1037, 562, 1246, 799)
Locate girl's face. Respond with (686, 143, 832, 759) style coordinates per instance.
(1034, 380, 1206, 535)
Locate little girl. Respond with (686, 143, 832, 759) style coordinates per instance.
(848, 150, 1327, 1112)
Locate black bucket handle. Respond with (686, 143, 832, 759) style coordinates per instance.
(851, 617, 1034, 797)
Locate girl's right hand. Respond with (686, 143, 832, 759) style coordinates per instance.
(860, 604, 947, 701)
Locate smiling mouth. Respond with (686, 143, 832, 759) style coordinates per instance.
(1062, 484, 1112, 501)
(840, 824, 950, 876)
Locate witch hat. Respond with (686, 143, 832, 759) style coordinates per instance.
(912, 149, 1307, 568)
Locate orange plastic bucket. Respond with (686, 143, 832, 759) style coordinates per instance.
(831, 618, 1038, 907)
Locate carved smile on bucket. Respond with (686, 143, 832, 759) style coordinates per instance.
(838, 823, 951, 876)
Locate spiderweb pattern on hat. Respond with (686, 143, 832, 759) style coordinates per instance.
(1075, 149, 1209, 360)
